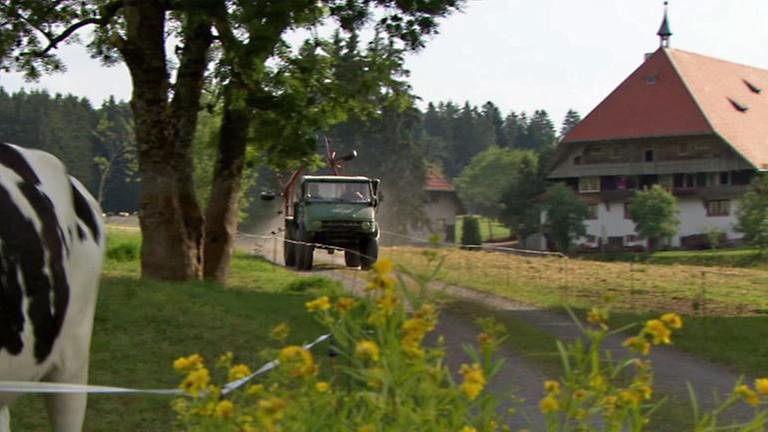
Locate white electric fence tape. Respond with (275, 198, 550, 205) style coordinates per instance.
(0, 333, 330, 397)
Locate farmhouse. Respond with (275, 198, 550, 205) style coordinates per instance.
(547, 11, 768, 250)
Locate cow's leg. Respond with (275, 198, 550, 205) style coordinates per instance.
(0, 406, 10, 432)
(43, 361, 89, 432)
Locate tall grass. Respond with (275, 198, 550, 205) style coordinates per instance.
(10, 227, 336, 431)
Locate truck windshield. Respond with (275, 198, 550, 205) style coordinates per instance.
(305, 181, 371, 203)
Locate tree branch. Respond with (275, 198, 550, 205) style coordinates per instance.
(38, 0, 124, 56)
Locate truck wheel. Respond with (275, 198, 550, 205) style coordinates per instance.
(284, 226, 296, 267)
(344, 250, 361, 267)
(360, 237, 378, 270)
(295, 228, 314, 271)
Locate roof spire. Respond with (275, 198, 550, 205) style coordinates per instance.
(657, 1, 672, 48)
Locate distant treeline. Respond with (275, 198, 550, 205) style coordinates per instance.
(0, 88, 138, 213)
(0, 88, 580, 229)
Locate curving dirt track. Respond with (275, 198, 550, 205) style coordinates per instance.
(242, 232, 757, 429)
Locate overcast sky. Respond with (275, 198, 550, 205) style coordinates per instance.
(2, 0, 767, 126)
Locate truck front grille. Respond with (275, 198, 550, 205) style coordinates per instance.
(321, 220, 363, 231)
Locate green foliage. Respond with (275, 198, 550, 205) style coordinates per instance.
(628, 185, 679, 249)
(736, 174, 768, 250)
(461, 215, 483, 248)
(498, 150, 544, 238)
(542, 183, 588, 253)
(455, 146, 537, 219)
(174, 259, 505, 431)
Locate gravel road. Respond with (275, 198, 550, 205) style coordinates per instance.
(240, 232, 758, 429)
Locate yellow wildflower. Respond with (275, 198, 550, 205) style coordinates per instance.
(214, 400, 235, 419)
(587, 308, 609, 329)
(171, 398, 189, 415)
(601, 395, 618, 411)
(355, 340, 381, 362)
(736, 384, 760, 406)
(305, 296, 331, 312)
(590, 374, 607, 392)
(181, 367, 210, 397)
(619, 389, 642, 408)
(173, 353, 204, 373)
(377, 290, 398, 314)
(316, 381, 330, 393)
(366, 258, 396, 290)
(635, 384, 653, 400)
(573, 389, 589, 400)
(459, 363, 486, 400)
(270, 322, 290, 341)
(247, 384, 263, 396)
(477, 332, 493, 347)
(217, 352, 234, 368)
(372, 257, 394, 274)
(643, 319, 672, 345)
(755, 378, 768, 396)
(461, 426, 478, 432)
(544, 380, 560, 395)
(401, 316, 434, 357)
(228, 364, 252, 382)
(660, 312, 683, 329)
(279, 345, 317, 378)
(539, 395, 560, 413)
(258, 397, 286, 422)
(335, 297, 356, 312)
(623, 336, 651, 355)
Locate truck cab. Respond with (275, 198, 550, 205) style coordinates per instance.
(285, 175, 380, 270)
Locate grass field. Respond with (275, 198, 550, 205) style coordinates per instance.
(584, 247, 768, 269)
(11, 227, 335, 431)
(385, 245, 768, 376)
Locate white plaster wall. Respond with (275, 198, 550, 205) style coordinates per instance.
(674, 198, 741, 245)
(581, 198, 743, 248)
(584, 201, 638, 245)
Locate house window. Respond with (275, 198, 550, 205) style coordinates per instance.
(586, 204, 598, 220)
(625, 234, 639, 243)
(588, 145, 604, 155)
(624, 202, 632, 220)
(677, 143, 688, 155)
(579, 176, 600, 192)
(720, 172, 730, 185)
(705, 200, 730, 216)
(644, 149, 655, 162)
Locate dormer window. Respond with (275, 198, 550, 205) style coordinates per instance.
(645, 74, 658, 85)
(744, 79, 762, 94)
(728, 98, 749, 112)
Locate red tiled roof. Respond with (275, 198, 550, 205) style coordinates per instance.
(425, 167, 455, 191)
(563, 48, 768, 169)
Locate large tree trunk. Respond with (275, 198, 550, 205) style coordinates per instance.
(203, 86, 249, 282)
(121, 1, 211, 281)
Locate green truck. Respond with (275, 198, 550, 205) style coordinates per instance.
(284, 175, 380, 271)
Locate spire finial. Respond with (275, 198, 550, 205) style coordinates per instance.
(657, 1, 672, 48)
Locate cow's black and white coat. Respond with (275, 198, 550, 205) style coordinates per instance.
(0, 142, 105, 432)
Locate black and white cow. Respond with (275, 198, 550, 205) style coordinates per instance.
(0, 142, 105, 431)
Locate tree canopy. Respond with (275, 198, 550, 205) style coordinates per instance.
(628, 185, 679, 250)
(736, 173, 768, 250)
